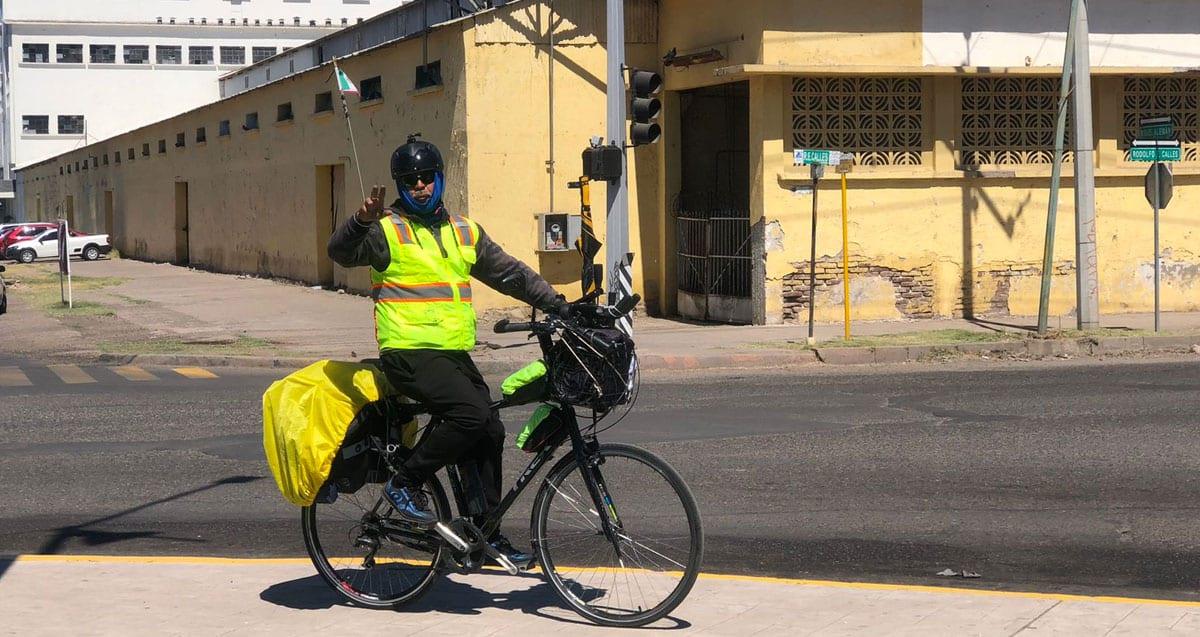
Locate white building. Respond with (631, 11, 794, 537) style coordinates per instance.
(1, 0, 402, 219)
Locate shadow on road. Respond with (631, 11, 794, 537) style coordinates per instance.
(260, 570, 692, 629)
(0, 475, 263, 582)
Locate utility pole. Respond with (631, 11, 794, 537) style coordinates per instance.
(1072, 0, 1100, 329)
(605, 0, 634, 335)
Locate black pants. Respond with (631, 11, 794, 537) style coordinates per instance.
(379, 348, 504, 514)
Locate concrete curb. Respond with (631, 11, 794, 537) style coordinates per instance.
(814, 334, 1200, 365)
(60, 333, 1199, 372)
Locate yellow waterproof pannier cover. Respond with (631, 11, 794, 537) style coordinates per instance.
(262, 359, 397, 507)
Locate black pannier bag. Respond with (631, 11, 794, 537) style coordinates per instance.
(322, 397, 415, 501)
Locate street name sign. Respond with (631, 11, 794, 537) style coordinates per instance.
(794, 148, 847, 166)
(1130, 140, 1181, 163)
(1138, 116, 1174, 141)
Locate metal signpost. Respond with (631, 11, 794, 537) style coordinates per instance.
(57, 218, 72, 308)
(1131, 117, 1178, 332)
(835, 156, 854, 340)
(794, 149, 852, 344)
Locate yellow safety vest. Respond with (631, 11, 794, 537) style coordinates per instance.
(371, 213, 479, 351)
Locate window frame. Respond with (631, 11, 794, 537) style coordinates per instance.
(219, 46, 245, 65)
(196, 126, 207, 143)
(156, 45, 182, 65)
(21, 43, 49, 64)
(188, 46, 214, 65)
(124, 45, 150, 65)
(360, 76, 383, 102)
(56, 43, 84, 64)
(21, 115, 49, 135)
(277, 102, 294, 123)
(252, 46, 277, 63)
(89, 44, 117, 64)
(57, 115, 85, 135)
(219, 120, 231, 137)
(244, 112, 260, 131)
(314, 91, 333, 114)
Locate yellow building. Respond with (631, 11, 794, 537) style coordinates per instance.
(16, 0, 1200, 324)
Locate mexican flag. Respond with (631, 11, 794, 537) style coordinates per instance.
(335, 64, 358, 95)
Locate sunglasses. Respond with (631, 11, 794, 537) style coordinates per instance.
(400, 171, 438, 188)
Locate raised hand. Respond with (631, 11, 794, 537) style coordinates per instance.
(355, 184, 388, 223)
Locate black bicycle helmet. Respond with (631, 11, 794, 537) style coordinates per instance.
(390, 133, 444, 181)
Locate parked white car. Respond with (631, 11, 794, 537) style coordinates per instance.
(5, 228, 111, 263)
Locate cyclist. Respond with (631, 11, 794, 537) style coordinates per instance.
(327, 134, 566, 565)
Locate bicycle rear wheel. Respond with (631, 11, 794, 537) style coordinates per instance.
(532, 443, 703, 627)
(302, 477, 450, 608)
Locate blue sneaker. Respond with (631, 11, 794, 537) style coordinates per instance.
(383, 482, 437, 527)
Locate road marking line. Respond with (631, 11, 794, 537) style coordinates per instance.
(111, 365, 157, 381)
(173, 367, 218, 379)
(47, 364, 97, 384)
(0, 367, 32, 386)
(8, 554, 1200, 608)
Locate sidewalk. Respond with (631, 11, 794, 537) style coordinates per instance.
(3, 556, 1198, 636)
(5, 258, 1200, 371)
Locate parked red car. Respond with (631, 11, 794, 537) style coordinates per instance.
(0, 223, 56, 254)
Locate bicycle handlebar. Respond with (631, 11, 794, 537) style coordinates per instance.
(492, 293, 641, 334)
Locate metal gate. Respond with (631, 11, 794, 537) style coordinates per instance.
(674, 191, 752, 323)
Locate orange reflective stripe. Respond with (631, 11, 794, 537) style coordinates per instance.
(450, 215, 475, 247)
(457, 282, 472, 300)
(390, 217, 416, 244)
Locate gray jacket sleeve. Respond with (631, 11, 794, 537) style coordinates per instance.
(327, 214, 391, 272)
(471, 225, 562, 312)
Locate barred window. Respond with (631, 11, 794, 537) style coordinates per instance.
(792, 77, 924, 166)
(960, 77, 1072, 166)
(58, 115, 84, 135)
(252, 46, 277, 63)
(157, 45, 182, 64)
(1122, 77, 1198, 163)
(189, 46, 214, 65)
(90, 44, 116, 63)
(220, 46, 245, 65)
(124, 45, 150, 64)
(57, 44, 83, 63)
(22, 43, 49, 63)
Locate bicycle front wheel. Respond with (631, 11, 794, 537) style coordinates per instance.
(532, 443, 703, 627)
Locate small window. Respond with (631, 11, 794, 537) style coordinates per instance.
(244, 112, 259, 130)
(142, 143, 150, 156)
(21, 115, 49, 135)
(156, 45, 182, 65)
(21, 43, 49, 63)
(74, 161, 79, 171)
(219, 120, 231, 136)
(314, 91, 333, 113)
(60, 167, 64, 175)
(189, 46, 214, 65)
(252, 46, 276, 63)
(175, 132, 186, 148)
(124, 45, 150, 64)
(102, 154, 109, 166)
(58, 115, 85, 135)
(415, 61, 442, 90)
(196, 127, 207, 143)
(92, 156, 98, 168)
(219, 46, 245, 65)
(56, 44, 83, 63)
(360, 76, 382, 101)
(81, 161, 88, 171)
(276, 102, 293, 122)
(90, 44, 116, 64)
(128, 148, 135, 160)
(114, 151, 121, 164)
(158, 139, 166, 153)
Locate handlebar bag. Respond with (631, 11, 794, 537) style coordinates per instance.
(262, 360, 415, 506)
(515, 403, 567, 453)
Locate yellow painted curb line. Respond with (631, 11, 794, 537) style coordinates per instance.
(7, 554, 1200, 608)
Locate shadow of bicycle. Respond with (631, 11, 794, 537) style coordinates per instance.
(260, 570, 691, 629)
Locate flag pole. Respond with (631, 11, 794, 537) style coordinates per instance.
(334, 58, 367, 202)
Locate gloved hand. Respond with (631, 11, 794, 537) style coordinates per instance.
(550, 298, 573, 319)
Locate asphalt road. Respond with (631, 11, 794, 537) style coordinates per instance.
(2, 354, 1199, 601)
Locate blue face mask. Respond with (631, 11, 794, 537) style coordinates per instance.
(396, 172, 445, 217)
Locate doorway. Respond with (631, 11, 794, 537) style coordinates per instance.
(103, 190, 114, 240)
(174, 182, 189, 265)
(673, 81, 752, 323)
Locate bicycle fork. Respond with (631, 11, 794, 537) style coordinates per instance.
(569, 429, 627, 563)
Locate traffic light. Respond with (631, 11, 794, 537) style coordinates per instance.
(628, 69, 662, 146)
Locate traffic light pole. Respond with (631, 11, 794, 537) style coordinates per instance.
(605, 0, 633, 335)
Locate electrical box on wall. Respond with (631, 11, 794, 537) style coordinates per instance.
(536, 213, 581, 252)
